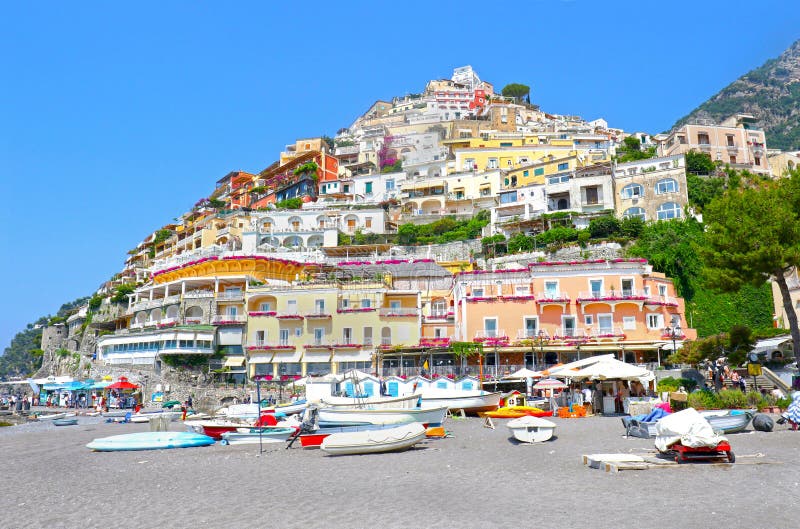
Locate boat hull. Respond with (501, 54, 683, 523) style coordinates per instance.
(184, 419, 252, 439)
(86, 432, 215, 451)
(622, 410, 754, 438)
(419, 391, 501, 413)
(317, 406, 448, 427)
(320, 394, 420, 409)
(299, 424, 400, 448)
(220, 427, 295, 445)
(484, 406, 551, 419)
(53, 418, 78, 426)
(321, 422, 427, 455)
(507, 416, 557, 443)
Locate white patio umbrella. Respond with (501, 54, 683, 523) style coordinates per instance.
(504, 368, 543, 380)
(569, 358, 652, 381)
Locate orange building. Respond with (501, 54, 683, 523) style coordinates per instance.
(452, 259, 695, 375)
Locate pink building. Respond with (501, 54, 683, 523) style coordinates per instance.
(452, 259, 696, 373)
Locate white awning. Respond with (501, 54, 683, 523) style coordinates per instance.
(223, 357, 245, 367)
(753, 336, 792, 353)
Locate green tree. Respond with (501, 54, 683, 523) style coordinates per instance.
(627, 218, 704, 300)
(685, 150, 716, 175)
(500, 83, 530, 102)
(111, 283, 136, 304)
(588, 215, 620, 239)
(686, 173, 725, 211)
(702, 172, 800, 357)
(616, 136, 657, 163)
(619, 216, 645, 238)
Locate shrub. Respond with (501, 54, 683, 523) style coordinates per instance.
(657, 376, 697, 393)
(687, 390, 719, 409)
(716, 389, 748, 409)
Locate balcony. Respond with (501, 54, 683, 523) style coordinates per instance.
(425, 311, 454, 322)
(217, 291, 244, 302)
(247, 341, 296, 351)
(379, 308, 420, 317)
(184, 318, 203, 325)
(474, 329, 508, 340)
(156, 317, 179, 328)
(419, 337, 452, 348)
(643, 295, 678, 307)
(591, 327, 627, 341)
(516, 330, 551, 341)
(212, 315, 247, 325)
(465, 296, 498, 303)
(331, 343, 363, 349)
(248, 311, 277, 317)
(726, 145, 739, 153)
(184, 290, 215, 299)
(304, 341, 334, 350)
(305, 313, 332, 319)
(536, 292, 570, 305)
(577, 290, 649, 304)
(276, 313, 305, 320)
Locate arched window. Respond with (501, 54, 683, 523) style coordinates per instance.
(621, 183, 643, 199)
(623, 207, 646, 221)
(657, 202, 682, 220)
(655, 178, 678, 194)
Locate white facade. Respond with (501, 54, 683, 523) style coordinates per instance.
(491, 183, 547, 235)
(352, 171, 406, 204)
(545, 167, 614, 216)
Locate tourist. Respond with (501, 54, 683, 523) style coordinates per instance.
(187, 394, 193, 409)
(731, 370, 742, 391)
(582, 384, 593, 415)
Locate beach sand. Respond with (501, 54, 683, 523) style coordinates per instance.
(1, 412, 796, 529)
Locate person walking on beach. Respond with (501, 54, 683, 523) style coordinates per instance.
(187, 395, 193, 409)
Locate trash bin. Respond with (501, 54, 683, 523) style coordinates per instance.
(149, 415, 170, 432)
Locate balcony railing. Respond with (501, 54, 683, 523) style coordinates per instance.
(184, 290, 215, 299)
(425, 311, 454, 321)
(247, 341, 295, 351)
(577, 290, 648, 302)
(217, 291, 244, 301)
(212, 315, 247, 325)
(474, 329, 507, 340)
(516, 330, 551, 341)
(379, 308, 419, 317)
(536, 292, 570, 303)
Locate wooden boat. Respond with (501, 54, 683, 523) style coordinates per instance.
(298, 423, 400, 448)
(507, 416, 557, 443)
(320, 394, 420, 409)
(419, 389, 501, 414)
(483, 406, 552, 419)
(53, 417, 78, 426)
(86, 432, 215, 451)
(220, 427, 296, 445)
(317, 405, 448, 427)
(320, 422, 427, 455)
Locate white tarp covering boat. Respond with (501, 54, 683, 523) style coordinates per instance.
(654, 408, 728, 453)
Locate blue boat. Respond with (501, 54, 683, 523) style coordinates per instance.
(86, 431, 215, 451)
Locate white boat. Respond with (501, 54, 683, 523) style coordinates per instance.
(320, 422, 427, 455)
(218, 400, 308, 419)
(130, 410, 184, 423)
(320, 394, 421, 409)
(419, 389, 501, 413)
(317, 405, 448, 426)
(36, 412, 73, 421)
(507, 416, 557, 443)
(220, 427, 296, 445)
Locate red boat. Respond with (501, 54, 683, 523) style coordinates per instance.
(186, 414, 279, 440)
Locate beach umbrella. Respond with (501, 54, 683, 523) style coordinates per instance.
(533, 378, 568, 390)
(106, 376, 139, 390)
(504, 368, 543, 380)
(569, 358, 651, 381)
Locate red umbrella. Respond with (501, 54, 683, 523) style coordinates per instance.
(106, 376, 139, 390)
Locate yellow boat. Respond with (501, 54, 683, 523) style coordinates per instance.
(481, 406, 552, 419)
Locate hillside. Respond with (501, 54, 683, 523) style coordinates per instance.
(672, 39, 800, 151)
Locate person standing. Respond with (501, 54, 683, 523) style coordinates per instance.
(187, 395, 193, 409)
(731, 370, 742, 391)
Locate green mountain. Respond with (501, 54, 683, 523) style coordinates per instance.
(672, 39, 800, 151)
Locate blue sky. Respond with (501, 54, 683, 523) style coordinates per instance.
(1, 1, 799, 351)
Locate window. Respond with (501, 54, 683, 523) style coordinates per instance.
(487, 158, 499, 169)
(598, 314, 613, 334)
(623, 207, 646, 220)
(225, 306, 238, 317)
(363, 327, 373, 345)
(698, 133, 710, 145)
(523, 170, 529, 177)
(385, 180, 395, 191)
(562, 316, 576, 337)
(677, 135, 686, 144)
(287, 299, 297, 315)
(434, 327, 446, 338)
(534, 168, 544, 176)
(279, 329, 289, 345)
(621, 279, 633, 297)
(544, 281, 558, 297)
(484, 318, 498, 337)
(754, 156, 761, 166)
(622, 317, 636, 330)
(480, 186, 491, 197)
(473, 288, 484, 297)
(548, 174, 570, 185)
(657, 202, 681, 220)
(342, 328, 353, 343)
(730, 156, 737, 164)
(658, 284, 667, 297)
(515, 285, 530, 295)
(647, 314, 664, 329)
(584, 315, 593, 326)
(523, 317, 538, 338)
(557, 162, 569, 171)
(340, 298, 350, 309)
(315, 299, 325, 313)
(655, 178, 678, 194)
(255, 330, 265, 345)
(365, 217, 372, 228)
(343, 185, 350, 193)
(295, 327, 302, 337)
(361, 299, 371, 309)
(463, 158, 476, 171)
(590, 279, 603, 296)
(584, 186, 599, 205)
(313, 328, 325, 344)
(726, 135, 735, 147)
(390, 300, 401, 310)
(621, 183, 643, 199)
(365, 182, 373, 195)
(259, 302, 272, 312)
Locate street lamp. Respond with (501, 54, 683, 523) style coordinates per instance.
(663, 323, 682, 368)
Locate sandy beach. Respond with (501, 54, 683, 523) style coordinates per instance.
(1, 411, 797, 529)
